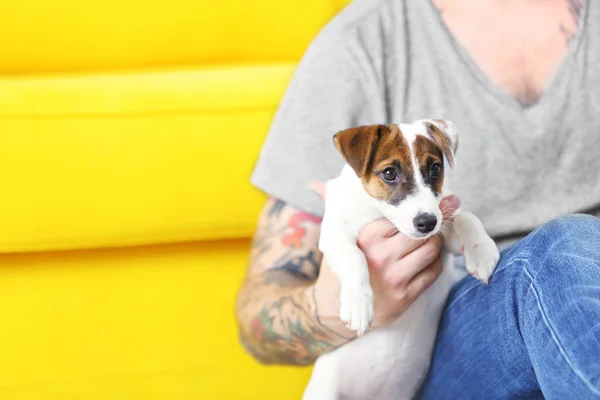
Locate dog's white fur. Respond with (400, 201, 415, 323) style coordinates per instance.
(302, 120, 500, 400)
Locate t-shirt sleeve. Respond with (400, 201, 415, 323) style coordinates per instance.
(250, 28, 386, 217)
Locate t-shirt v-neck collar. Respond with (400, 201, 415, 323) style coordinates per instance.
(421, 0, 590, 116)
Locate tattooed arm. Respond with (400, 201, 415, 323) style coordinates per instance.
(235, 197, 351, 366)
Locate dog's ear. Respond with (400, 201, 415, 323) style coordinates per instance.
(333, 125, 388, 178)
(423, 119, 459, 168)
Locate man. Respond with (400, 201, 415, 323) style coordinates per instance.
(236, 0, 600, 398)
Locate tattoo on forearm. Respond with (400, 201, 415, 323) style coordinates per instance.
(266, 250, 321, 284)
(282, 212, 323, 248)
(267, 199, 286, 218)
(241, 287, 337, 365)
(237, 198, 341, 365)
(251, 201, 288, 259)
(251, 198, 323, 279)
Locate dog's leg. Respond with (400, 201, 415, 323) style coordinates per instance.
(320, 229, 374, 336)
(444, 211, 500, 283)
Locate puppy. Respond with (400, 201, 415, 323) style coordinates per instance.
(302, 120, 500, 400)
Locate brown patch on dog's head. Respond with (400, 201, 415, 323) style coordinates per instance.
(333, 124, 416, 205)
(333, 125, 385, 178)
(423, 120, 458, 168)
(413, 135, 445, 196)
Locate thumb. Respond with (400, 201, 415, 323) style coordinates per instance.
(309, 180, 326, 204)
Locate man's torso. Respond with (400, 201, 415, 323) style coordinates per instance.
(371, 0, 600, 246)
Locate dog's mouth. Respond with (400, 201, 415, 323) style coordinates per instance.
(384, 221, 441, 240)
(407, 227, 441, 240)
(385, 210, 444, 240)
(411, 231, 434, 239)
(382, 195, 459, 240)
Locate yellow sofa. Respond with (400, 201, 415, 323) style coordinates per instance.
(0, 0, 349, 398)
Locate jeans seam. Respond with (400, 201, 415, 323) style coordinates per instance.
(523, 266, 600, 397)
(495, 257, 529, 274)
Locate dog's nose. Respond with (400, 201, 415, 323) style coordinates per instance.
(413, 213, 438, 234)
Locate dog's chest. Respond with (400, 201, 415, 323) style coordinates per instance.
(331, 253, 455, 399)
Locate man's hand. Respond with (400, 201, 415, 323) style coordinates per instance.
(307, 181, 460, 338)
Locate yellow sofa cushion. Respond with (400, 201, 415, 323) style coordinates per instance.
(0, 240, 312, 399)
(0, 0, 349, 74)
(0, 65, 296, 253)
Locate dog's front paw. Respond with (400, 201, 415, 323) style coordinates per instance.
(463, 240, 500, 284)
(339, 283, 374, 336)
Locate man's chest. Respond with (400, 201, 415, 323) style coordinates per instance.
(431, 0, 583, 105)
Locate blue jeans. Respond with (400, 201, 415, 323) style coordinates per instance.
(418, 214, 600, 399)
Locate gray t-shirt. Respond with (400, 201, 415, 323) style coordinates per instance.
(251, 0, 600, 248)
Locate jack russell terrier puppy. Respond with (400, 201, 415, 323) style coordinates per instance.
(302, 119, 500, 400)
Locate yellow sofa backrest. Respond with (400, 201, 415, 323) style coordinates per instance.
(0, 0, 350, 74)
(0, 0, 353, 253)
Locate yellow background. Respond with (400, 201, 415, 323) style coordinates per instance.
(0, 0, 350, 398)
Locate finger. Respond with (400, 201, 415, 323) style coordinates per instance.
(404, 257, 443, 302)
(357, 218, 400, 246)
(381, 237, 442, 287)
(362, 235, 425, 271)
(385, 233, 431, 259)
(358, 217, 425, 251)
(308, 181, 326, 203)
(359, 222, 432, 269)
(440, 195, 461, 221)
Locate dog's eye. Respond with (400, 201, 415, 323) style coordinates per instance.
(382, 167, 397, 182)
(430, 163, 442, 178)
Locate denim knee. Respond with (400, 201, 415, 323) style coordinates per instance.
(532, 214, 600, 247)
(513, 214, 600, 275)
(540, 213, 600, 233)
